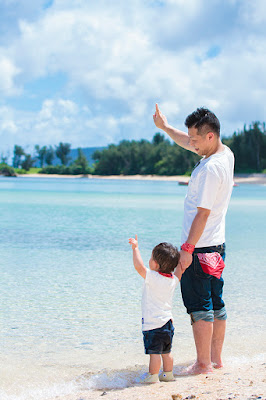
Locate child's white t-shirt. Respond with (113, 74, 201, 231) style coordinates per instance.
(142, 269, 178, 331)
(181, 145, 234, 248)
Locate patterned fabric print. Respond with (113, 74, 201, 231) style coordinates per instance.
(196, 252, 225, 279)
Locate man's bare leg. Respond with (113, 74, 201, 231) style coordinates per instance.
(186, 320, 213, 374)
(211, 319, 226, 368)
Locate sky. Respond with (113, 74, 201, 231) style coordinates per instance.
(0, 0, 266, 157)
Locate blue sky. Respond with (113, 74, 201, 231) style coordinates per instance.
(0, 0, 265, 157)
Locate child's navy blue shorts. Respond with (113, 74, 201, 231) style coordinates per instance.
(142, 320, 174, 354)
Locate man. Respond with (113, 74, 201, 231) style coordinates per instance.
(153, 104, 234, 374)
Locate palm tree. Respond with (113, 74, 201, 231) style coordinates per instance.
(12, 145, 25, 168)
(55, 142, 72, 165)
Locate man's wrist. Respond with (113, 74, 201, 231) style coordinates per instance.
(181, 242, 195, 254)
(164, 123, 174, 133)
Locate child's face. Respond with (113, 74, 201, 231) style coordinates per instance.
(149, 255, 159, 271)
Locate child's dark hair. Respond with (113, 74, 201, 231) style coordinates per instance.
(185, 107, 220, 137)
(152, 242, 180, 274)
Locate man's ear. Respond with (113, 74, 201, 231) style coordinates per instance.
(207, 131, 214, 141)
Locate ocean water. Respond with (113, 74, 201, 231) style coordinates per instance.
(0, 176, 265, 399)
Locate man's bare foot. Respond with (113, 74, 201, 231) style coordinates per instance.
(212, 361, 223, 369)
(184, 361, 213, 375)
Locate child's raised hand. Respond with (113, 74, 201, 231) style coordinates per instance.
(128, 234, 138, 250)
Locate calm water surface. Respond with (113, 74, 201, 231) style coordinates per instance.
(0, 177, 265, 399)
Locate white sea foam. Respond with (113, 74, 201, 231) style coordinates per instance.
(0, 368, 142, 400)
(85, 369, 141, 390)
(226, 352, 266, 365)
(0, 380, 79, 400)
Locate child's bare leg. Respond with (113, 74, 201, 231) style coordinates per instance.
(149, 354, 161, 374)
(162, 352, 173, 372)
(159, 353, 175, 381)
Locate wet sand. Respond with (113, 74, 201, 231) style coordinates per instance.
(52, 362, 266, 400)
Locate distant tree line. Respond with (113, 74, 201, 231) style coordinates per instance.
(4, 143, 92, 175)
(222, 122, 266, 173)
(92, 122, 266, 175)
(92, 133, 199, 175)
(0, 121, 265, 177)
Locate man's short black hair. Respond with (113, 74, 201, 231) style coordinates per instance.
(185, 107, 220, 136)
(152, 242, 180, 274)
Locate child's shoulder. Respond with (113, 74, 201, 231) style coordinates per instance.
(146, 269, 178, 285)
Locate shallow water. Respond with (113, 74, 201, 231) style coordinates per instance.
(0, 177, 265, 399)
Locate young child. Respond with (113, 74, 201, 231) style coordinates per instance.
(128, 234, 181, 383)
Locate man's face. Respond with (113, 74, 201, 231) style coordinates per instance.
(188, 126, 212, 156)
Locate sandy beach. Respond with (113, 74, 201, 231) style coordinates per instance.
(52, 362, 266, 400)
(18, 173, 266, 185)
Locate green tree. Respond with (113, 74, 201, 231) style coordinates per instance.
(56, 143, 72, 165)
(72, 148, 90, 174)
(154, 144, 198, 175)
(93, 145, 124, 175)
(21, 154, 36, 171)
(0, 163, 16, 176)
(12, 145, 25, 168)
(152, 132, 166, 145)
(45, 146, 55, 165)
(223, 122, 266, 172)
(136, 139, 154, 174)
(1, 152, 9, 164)
(35, 145, 47, 167)
(92, 133, 199, 176)
(250, 122, 264, 171)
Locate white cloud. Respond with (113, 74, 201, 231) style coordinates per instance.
(0, 56, 21, 95)
(0, 0, 265, 152)
(0, 106, 18, 135)
(39, 99, 78, 120)
(0, 98, 122, 154)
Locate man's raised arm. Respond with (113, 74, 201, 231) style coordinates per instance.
(153, 103, 196, 153)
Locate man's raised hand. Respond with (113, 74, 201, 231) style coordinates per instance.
(153, 103, 168, 130)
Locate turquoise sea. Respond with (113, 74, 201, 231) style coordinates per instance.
(0, 177, 265, 399)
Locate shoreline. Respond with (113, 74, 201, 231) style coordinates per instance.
(14, 173, 266, 185)
(4, 356, 265, 400)
(44, 361, 266, 400)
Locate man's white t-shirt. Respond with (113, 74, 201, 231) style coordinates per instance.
(181, 145, 234, 248)
(142, 269, 178, 331)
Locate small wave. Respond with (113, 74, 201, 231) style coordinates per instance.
(0, 380, 80, 400)
(81, 367, 145, 390)
(81, 364, 186, 390)
(0, 367, 144, 400)
(226, 352, 266, 365)
(0, 364, 186, 400)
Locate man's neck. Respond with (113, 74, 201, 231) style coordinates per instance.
(205, 139, 224, 158)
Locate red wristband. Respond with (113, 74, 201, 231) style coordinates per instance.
(181, 242, 195, 254)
